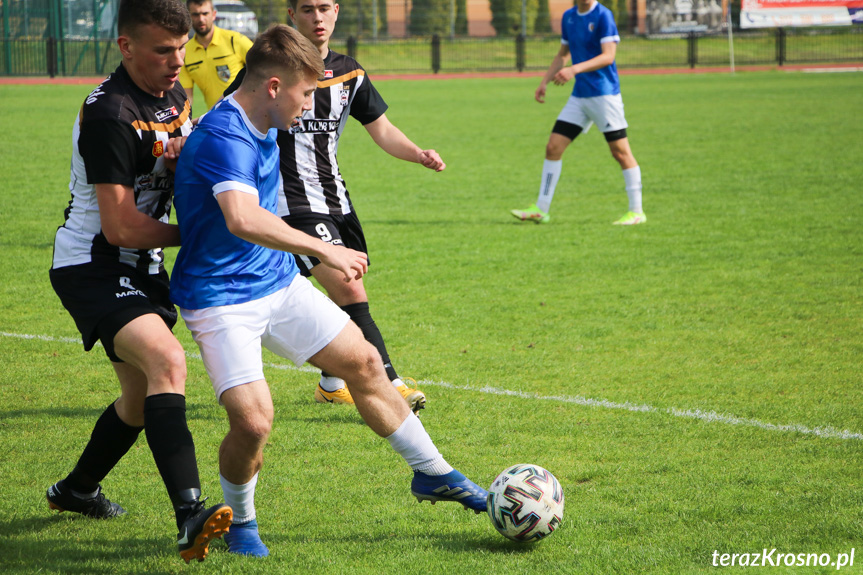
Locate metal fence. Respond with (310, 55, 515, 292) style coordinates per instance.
(3, 26, 860, 77)
(345, 28, 863, 73)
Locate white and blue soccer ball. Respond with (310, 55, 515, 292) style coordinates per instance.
(487, 464, 564, 542)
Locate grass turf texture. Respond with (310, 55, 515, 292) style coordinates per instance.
(1, 70, 862, 573)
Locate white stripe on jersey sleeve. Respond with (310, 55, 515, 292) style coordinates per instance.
(213, 180, 258, 196)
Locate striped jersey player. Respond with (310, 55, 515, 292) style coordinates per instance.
(276, 50, 386, 217)
(54, 64, 192, 277)
(46, 0, 231, 562)
(225, 0, 445, 413)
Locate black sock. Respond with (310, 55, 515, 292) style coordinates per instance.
(65, 401, 142, 494)
(342, 301, 399, 382)
(143, 393, 202, 528)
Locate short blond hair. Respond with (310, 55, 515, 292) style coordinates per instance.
(244, 24, 324, 85)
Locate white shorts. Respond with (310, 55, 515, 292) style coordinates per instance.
(181, 275, 350, 400)
(556, 94, 628, 135)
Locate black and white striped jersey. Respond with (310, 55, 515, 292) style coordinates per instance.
(52, 64, 192, 275)
(276, 50, 388, 217)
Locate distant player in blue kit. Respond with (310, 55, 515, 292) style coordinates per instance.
(171, 24, 488, 558)
(511, 0, 645, 225)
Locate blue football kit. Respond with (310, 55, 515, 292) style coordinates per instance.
(171, 95, 299, 310)
(561, 2, 621, 98)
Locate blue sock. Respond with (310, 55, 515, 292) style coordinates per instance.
(224, 519, 270, 557)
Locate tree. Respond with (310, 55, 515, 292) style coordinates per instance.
(409, 0, 450, 36)
(456, 0, 468, 35)
(489, 0, 541, 36)
(535, 0, 551, 33)
(332, 0, 389, 38)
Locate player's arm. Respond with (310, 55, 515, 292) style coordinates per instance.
(215, 189, 367, 282)
(537, 44, 571, 103)
(363, 114, 445, 172)
(96, 184, 181, 248)
(553, 41, 617, 86)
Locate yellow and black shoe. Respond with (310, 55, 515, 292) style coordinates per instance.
(314, 382, 355, 405)
(395, 377, 426, 413)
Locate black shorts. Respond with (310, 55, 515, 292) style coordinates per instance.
(49, 261, 177, 362)
(283, 211, 369, 277)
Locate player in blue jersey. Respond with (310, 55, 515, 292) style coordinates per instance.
(172, 24, 488, 558)
(511, 0, 645, 225)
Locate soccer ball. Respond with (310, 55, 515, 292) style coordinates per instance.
(487, 464, 564, 542)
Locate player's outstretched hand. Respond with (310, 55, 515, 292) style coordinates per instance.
(535, 83, 547, 103)
(419, 149, 446, 172)
(320, 243, 368, 282)
(552, 66, 576, 86)
(163, 136, 188, 172)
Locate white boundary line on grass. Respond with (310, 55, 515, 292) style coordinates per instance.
(1, 331, 322, 373)
(799, 67, 863, 73)
(5, 331, 861, 442)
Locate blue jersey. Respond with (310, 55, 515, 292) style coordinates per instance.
(171, 95, 299, 310)
(561, 2, 621, 98)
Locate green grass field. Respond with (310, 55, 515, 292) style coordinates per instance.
(1, 70, 862, 574)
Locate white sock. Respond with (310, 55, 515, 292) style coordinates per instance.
(391, 377, 403, 388)
(220, 473, 258, 524)
(623, 166, 643, 213)
(319, 375, 346, 392)
(536, 159, 562, 213)
(385, 412, 453, 476)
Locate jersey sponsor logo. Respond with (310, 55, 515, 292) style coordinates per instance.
(318, 69, 364, 89)
(155, 106, 179, 122)
(135, 173, 171, 193)
(132, 101, 191, 133)
(291, 118, 340, 134)
(324, 70, 334, 78)
(152, 141, 164, 157)
(116, 276, 146, 299)
(216, 64, 232, 82)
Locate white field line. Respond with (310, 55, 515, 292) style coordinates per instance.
(5, 331, 861, 441)
(799, 67, 863, 73)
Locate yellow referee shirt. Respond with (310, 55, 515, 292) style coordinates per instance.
(180, 26, 253, 110)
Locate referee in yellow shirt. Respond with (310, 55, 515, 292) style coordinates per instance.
(181, 0, 253, 112)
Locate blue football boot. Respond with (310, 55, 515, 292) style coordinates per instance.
(411, 469, 488, 514)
